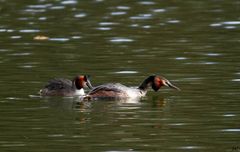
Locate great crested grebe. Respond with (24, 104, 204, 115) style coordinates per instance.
(85, 75, 180, 100)
(39, 75, 93, 96)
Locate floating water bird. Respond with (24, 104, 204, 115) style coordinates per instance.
(39, 75, 93, 96)
(85, 75, 180, 100)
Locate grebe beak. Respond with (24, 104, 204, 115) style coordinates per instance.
(86, 79, 93, 89)
(165, 81, 181, 91)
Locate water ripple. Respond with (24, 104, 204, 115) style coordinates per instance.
(205, 53, 221, 56)
(167, 19, 180, 24)
(130, 24, 139, 27)
(61, 0, 77, 5)
(19, 29, 40, 33)
(5, 97, 23, 100)
(10, 36, 22, 39)
(74, 13, 87, 18)
(224, 26, 236, 29)
(116, 6, 130, 10)
(0, 29, 14, 32)
(152, 8, 166, 13)
(50, 6, 65, 10)
(99, 22, 119, 26)
(18, 65, 36, 69)
(49, 38, 70, 42)
(210, 21, 240, 29)
(185, 61, 218, 65)
(130, 14, 152, 20)
(232, 79, 240, 82)
(139, 1, 155, 5)
(223, 114, 236, 117)
(110, 37, 134, 43)
(221, 129, 240, 132)
(175, 57, 187, 60)
(222, 21, 240, 25)
(142, 25, 151, 29)
(24, 9, 46, 13)
(110, 11, 126, 16)
(27, 4, 52, 9)
(38, 17, 47, 20)
(71, 36, 82, 39)
(178, 146, 204, 150)
(114, 71, 138, 74)
(48, 134, 65, 137)
(96, 27, 112, 31)
(8, 52, 31, 56)
(0, 142, 26, 147)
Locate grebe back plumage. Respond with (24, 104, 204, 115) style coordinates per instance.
(40, 75, 92, 96)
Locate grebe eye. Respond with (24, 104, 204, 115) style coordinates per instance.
(154, 77, 161, 85)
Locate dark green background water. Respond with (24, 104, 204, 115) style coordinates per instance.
(0, 0, 240, 151)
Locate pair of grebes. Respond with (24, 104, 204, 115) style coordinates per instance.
(39, 75, 180, 100)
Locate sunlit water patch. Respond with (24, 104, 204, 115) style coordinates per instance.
(49, 38, 70, 42)
(5, 97, 23, 100)
(116, 6, 130, 10)
(185, 61, 218, 65)
(110, 11, 127, 16)
(8, 52, 32, 56)
(232, 79, 240, 82)
(0, 29, 14, 33)
(0, 141, 26, 147)
(99, 22, 119, 26)
(18, 62, 39, 69)
(61, 0, 77, 5)
(109, 37, 134, 43)
(152, 8, 166, 13)
(50, 6, 65, 10)
(130, 14, 153, 20)
(38, 17, 47, 20)
(167, 19, 180, 24)
(113, 71, 138, 74)
(10, 36, 22, 39)
(210, 21, 240, 29)
(19, 29, 40, 33)
(129, 24, 140, 27)
(71, 36, 82, 39)
(96, 27, 112, 31)
(138, 1, 155, 5)
(204, 53, 221, 57)
(142, 25, 151, 29)
(223, 114, 236, 117)
(175, 57, 187, 60)
(221, 129, 240, 132)
(74, 13, 87, 18)
(24, 9, 46, 13)
(178, 146, 204, 150)
(27, 4, 52, 9)
(222, 21, 240, 25)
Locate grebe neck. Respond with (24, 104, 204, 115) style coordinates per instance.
(138, 76, 155, 91)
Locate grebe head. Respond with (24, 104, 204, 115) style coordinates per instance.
(74, 75, 93, 90)
(152, 75, 180, 91)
